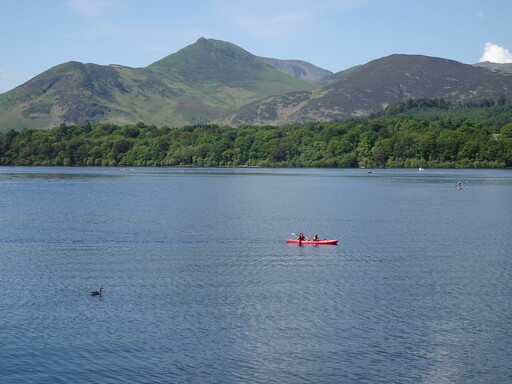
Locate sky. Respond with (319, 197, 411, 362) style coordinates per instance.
(1, 0, 512, 93)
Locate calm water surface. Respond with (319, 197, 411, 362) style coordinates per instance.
(0, 167, 511, 383)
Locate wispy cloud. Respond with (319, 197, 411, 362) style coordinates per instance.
(0, 68, 12, 79)
(66, 0, 118, 19)
(213, 0, 364, 40)
(480, 42, 512, 63)
(63, 1, 213, 65)
(476, 10, 484, 19)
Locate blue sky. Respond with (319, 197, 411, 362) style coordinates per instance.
(1, 0, 511, 93)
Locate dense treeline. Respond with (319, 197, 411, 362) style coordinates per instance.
(1, 116, 511, 168)
(374, 98, 512, 127)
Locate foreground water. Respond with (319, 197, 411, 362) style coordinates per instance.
(0, 167, 510, 383)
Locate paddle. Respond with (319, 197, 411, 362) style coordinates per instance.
(292, 232, 314, 240)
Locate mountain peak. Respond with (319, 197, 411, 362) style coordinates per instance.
(146, 38, 312, 91)
(147, 38, 257, 77)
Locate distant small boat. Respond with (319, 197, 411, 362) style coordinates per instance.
(419, 167, 425, 171)
(286, 239, 338, 245)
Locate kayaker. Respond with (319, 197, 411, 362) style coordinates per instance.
(312, 233, 319, 241)
(297, 233, 305, 241)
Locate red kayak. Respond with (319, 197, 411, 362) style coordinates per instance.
(286, 238, 338, 245)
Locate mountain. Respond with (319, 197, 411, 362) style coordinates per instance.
(223, 54, 512, 126)
(0, 38, 314, 131)
(0, 61, 156, 131)
(474, 61, 512, 72)
(257, 57, 333, 83)
(2, 41, 512, 131)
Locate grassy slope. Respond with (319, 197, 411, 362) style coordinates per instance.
(147, 38, 315, 106)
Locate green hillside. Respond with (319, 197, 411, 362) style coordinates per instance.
(0, 38, 314, 132)
(146, 38, 315, 121)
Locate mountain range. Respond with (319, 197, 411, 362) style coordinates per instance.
(1, 38, 512, 132)
(474, 61, 512, 72)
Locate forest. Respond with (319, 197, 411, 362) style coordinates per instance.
(1, 103, 512, 168)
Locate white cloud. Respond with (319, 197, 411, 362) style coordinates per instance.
(480, 42, 512, 63)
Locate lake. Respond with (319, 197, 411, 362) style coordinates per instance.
(0, 167, 511, 383)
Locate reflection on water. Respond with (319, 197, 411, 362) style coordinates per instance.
(0, 167, 511, 383)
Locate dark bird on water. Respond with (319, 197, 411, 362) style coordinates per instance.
(91, 288, 103, 296)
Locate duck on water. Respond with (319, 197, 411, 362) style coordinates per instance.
(91, 288, 103, 296)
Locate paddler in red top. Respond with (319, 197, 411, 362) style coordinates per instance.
(297, 233, 305, 241)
